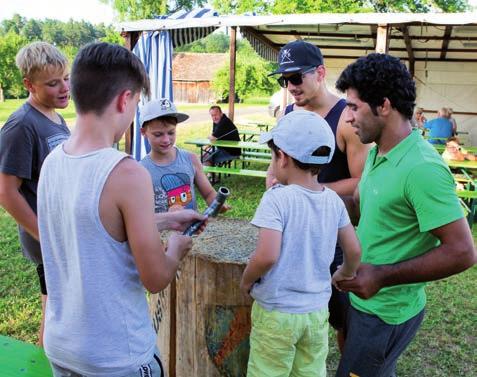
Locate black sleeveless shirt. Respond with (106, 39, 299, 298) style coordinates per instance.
(284, 100, 350, 183)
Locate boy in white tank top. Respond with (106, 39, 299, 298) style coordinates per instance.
(38, 42, 206, 377)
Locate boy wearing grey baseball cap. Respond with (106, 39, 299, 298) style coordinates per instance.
(139, 98, 229, 214)
(241, 110, 361, 377)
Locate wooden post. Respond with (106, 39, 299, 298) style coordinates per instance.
(375, 24, 389, 54)
(122, 31, 140, 155)
(228, 27, 237, 122)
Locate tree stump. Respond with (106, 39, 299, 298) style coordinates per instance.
(149, 218, 256, 377)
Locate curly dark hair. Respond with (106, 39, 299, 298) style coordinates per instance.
(335, 53, 416, 120)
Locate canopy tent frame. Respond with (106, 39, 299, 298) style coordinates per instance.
(120, 12, 477, 154)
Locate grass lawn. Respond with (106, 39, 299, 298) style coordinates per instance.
(0, 106, 476, 376)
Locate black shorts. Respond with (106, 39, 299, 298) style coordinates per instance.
(328, 246, 350, 331)
(36, 264, 47, 295)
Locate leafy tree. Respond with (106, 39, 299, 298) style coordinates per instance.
(21, 19, 43, 41)
(0, 32, 28, 99)
(176, 32, 230, 53)
(211, 0, 468, 14)
(211, 40, 279, 100)
(0, 14, 27, 35)
(100, 0, 207, 20)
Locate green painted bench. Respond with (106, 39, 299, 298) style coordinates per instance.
(0, 335, 52, 377)
(203, 166, 267, 179)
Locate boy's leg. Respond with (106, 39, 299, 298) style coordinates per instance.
(37, 263, 47, 347)
(247, 302, 297, 377)
(336, 307, 425, 377)
(290, 308, 329, 377)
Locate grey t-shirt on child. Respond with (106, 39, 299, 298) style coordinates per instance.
(250, 184, 350, 314)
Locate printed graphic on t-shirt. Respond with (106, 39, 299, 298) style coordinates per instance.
(160, 173, 193, 211)
(46, 133, 69, 152)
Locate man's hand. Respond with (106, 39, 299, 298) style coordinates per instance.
(336, 263, 384, 299)
(331, 265, 356, 290)
(208, 135, 217, 142)
(219, 203, 231, 213)
(155, 209, 207, 233)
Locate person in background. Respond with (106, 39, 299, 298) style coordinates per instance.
(335, 52, 476, 377)
(0, 41, 70, 346)
(412, 106, 427, 131)
(442, 136, 475, 161)
(267, 39, 370, 352)
(37, 42, 205, 377)
(203, 105, 241, 165)
(241, 110, 361, 377)
(448, 107, 458, 135)
(424, 107, 453, 144)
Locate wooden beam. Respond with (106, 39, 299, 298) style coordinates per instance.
(122, 31, 141, 155)
(228, 27, 237, 122)
(401, 26, 415, 76)
(261, 29, 477, 41)
(440, 25, 453, 60)
(376, 24, 389, 53)
(241, 26, 280, 50)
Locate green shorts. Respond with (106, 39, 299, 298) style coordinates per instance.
(247, 302, 329, 377)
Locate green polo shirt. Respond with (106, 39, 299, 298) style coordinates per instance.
(351, 130, 463, 325)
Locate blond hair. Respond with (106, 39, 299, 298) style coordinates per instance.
(438, 107, 451, 118)
(16, 42, 68, 79)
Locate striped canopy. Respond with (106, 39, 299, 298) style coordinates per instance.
(132, 8, 219, 161)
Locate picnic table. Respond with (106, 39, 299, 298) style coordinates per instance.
(446, 160, 477, 171)
(185, 138, 271, 181)
(238, 129, 262, 142)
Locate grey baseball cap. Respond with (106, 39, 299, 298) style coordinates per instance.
(139, 98, 189, 127)
(259, 110, 335, 164)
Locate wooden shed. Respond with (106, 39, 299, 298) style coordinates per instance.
(172, 52, 228, 103)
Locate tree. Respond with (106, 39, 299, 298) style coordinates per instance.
(211, 40, 279, 100)
(100, 0, 207, 20)
(210, 0, 468, 14)
(0, 32, 28, 99)
(176, 32, 230, 53)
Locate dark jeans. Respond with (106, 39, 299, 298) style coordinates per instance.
(336, 306, 425, 377)
(329, 246, 350, 331)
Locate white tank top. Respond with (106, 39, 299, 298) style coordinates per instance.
(38, 146, 156, 376)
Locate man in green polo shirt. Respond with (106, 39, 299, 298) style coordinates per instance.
(334, 53, 476, 377)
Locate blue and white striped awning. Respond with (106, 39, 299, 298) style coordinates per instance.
(131, 8, 219, 161)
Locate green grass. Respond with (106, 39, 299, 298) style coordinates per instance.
(0, 99, 77, 126)
(0, 110, 476, 376)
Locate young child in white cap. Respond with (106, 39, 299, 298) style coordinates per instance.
(240, 110, 361, 377)
(140, 98, 230, 213)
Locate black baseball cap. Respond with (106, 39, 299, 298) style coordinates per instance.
(269, 40, 323, 76)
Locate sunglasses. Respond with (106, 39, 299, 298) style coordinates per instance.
(277, 67, 316, 88)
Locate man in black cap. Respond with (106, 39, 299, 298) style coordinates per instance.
(268, 40, 370, 352)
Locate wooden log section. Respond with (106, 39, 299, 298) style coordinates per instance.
(149, 218, 257, 376)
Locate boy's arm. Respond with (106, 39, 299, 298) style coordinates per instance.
(240, 228, 281, 296)
(333, 223, 361, 285)
(191, 153, 217, 206)
(111, 159, 192, 293)
(0, 173, 39, 240)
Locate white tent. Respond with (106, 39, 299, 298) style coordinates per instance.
(119, 12, 477, 148)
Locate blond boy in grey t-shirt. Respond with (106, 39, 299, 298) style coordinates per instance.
(240, 110, 361, 377)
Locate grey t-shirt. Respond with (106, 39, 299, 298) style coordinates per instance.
(140, 147, 197, 213)
(0, 102, 70, 264)
(250, 184, 350, 314)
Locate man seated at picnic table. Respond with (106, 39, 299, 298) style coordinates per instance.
(424, 107, 454, 144)
(442, 137, 476, 161)
(202, 105, 241, 166)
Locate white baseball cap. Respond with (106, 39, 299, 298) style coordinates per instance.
(259, 110, 335, 164)
(139, 98, 189, 127)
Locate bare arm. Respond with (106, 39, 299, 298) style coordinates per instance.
(338, 218, 476, 299)
(240, 228, 281, 296)
(191, 153, 217, 206)
(0, 173, 39, 240)
(325, 116, 370, 196)
(333, 224, 361, 282)
(110, 160, 192, 293)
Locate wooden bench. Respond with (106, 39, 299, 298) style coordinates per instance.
(0, 335, 52, 377)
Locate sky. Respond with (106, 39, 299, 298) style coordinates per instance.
(0, 0, 116, 25)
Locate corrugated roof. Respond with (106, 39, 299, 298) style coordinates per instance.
(172, 52, 228, 81)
